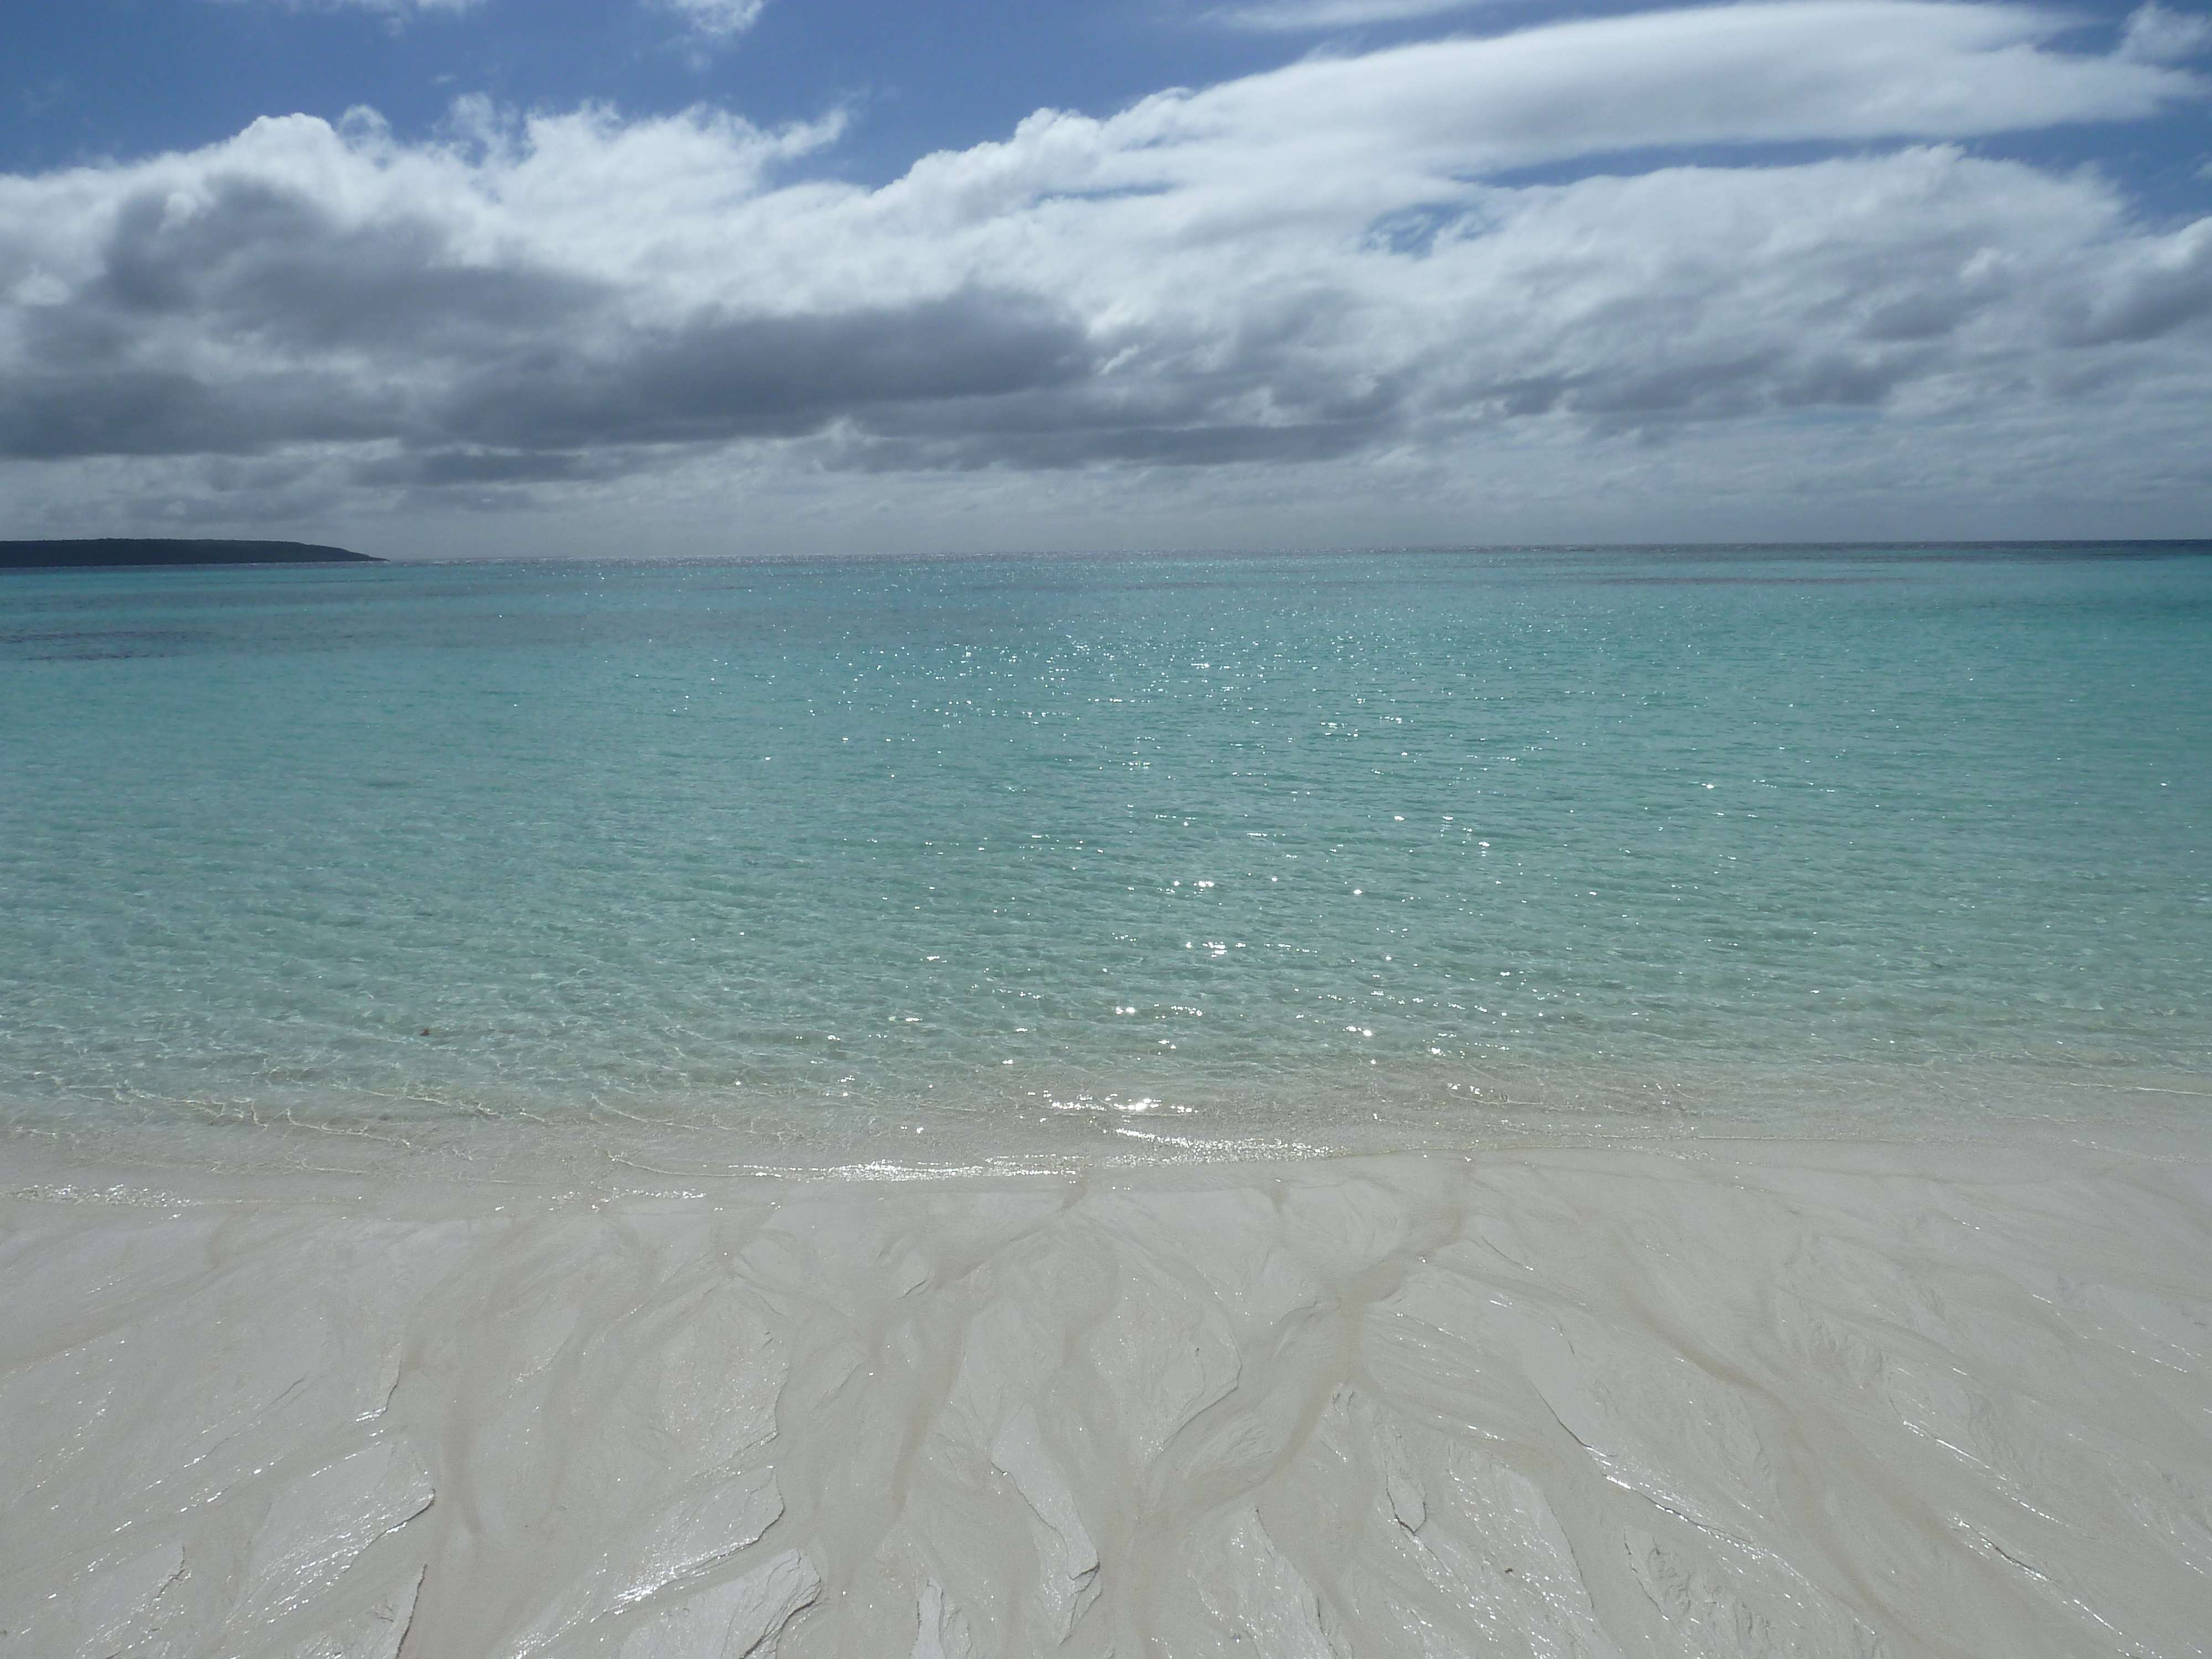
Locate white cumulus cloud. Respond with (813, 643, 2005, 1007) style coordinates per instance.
(1205, 0, 1495, 32)
(0, 2, 2206, 547)
(216, 0, 487, 15)
(2119, 2, 2212, 62)
(658, 0, 769, 45)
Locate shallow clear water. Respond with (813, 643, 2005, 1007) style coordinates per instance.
(3, 546, 2208, 1173)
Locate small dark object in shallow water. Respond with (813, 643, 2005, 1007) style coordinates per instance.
(0, 538, 380, 568)
(421, 1029, 432, 1037)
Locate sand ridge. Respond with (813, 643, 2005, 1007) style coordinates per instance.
(4, 1139, 2211, 1657)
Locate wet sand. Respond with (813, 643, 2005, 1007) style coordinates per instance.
(6, 1136, 2211, 1657)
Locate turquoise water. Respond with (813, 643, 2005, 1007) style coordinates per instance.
(3, 546, 2208, 1173)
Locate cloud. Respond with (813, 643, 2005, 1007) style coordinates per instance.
(2119, 2, 2212, 62)
(213, 0, 485, 16)
(0, 152, 1087, 463)
(1204, 0, 1493, 32)
(658, 0, 769, 46)
(1093, 1, 2194, 187)
(427, 291, 1092, 451)
(1, 2, 2208, 539)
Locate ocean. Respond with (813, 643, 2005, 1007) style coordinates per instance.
(3, 543, 2208, 1175)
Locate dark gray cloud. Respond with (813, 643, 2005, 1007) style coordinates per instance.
(431, 291, 1094, 451)
(1, 173, 1095, 474)
(1, 161, 1408, 482)
(2056, 228, 2212, 345)
(85, 179, 603, 353)
(1504, 347, 1934, 433)
(348, 447, 643, 487)
(828, 415, 1392, 472)
(0, 368, 399, 458)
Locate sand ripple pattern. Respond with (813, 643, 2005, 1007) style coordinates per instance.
(5, 1142, 2211, 1657)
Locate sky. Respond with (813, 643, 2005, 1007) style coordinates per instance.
(2, 0, 2209, 558)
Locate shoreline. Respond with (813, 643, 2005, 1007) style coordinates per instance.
(8, 1135, 2211, 1656)
(9, 1052, 2211, 1197)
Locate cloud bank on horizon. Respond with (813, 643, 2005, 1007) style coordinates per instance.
(2, 0, 2210, 553)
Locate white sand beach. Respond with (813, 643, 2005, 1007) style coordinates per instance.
(7, 1136, 2211, 1658)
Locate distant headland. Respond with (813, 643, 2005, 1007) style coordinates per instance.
(0, 538, 379, 569)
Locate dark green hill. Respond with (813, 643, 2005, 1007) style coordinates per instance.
(0, 539, 379, 569)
